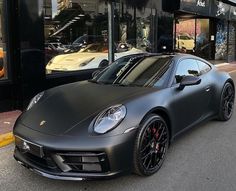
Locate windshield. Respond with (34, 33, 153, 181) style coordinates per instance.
(93, 55, 172, 87)
(79, 44, 108, 53)
(179, 35, 192, 40)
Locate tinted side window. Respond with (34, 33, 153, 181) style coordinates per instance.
(197, 60, 211, 74)
(175, 59, 200, 83)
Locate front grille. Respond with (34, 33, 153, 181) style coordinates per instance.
(56, 152, 110, 173)
(17, 145, 110, 174)
(16, 147, 60, 173)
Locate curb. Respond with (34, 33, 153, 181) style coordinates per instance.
(0, 132, 14, 148)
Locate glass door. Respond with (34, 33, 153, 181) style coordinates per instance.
(175, 19, 196, 53)
(195, 19, 210, 59)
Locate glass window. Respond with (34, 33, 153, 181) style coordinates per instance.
(43, 1, 173, 75)
(195, 19, 210, 59)
(44, 0, 109, 74)
(175, 59, 200, 83)
(197, 60, 211, 74)
(175, 18, 211, 60)
(114, 1, 173, 53)
(175, 19, 195, 54)
(154, 60, 173, 89)
(0, 0, 7, 80)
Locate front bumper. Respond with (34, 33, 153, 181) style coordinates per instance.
(14, 148, 122, 180)
(13, 123, 137, 180)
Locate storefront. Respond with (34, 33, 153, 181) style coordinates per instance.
(0, 0, 174, 112)
(1, 0, 236, 112)
(164, 0, 236, 61)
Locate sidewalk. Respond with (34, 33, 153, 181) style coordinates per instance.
(0, 110, 21, 147)
(216, 61, 236, 73)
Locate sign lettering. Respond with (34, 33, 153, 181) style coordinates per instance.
(197, 0, 206, 7)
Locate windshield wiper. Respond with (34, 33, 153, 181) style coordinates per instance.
(112, 83, 142, 87)
(88, 79, 98, 84)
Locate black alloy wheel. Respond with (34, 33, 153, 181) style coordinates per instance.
(218, 82, 235, 121)
(133, 114, 169, 176)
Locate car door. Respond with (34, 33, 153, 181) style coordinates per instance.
(196, 60, 214, 115)
(169, 58, 212, 135)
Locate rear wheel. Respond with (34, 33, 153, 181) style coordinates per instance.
(218, 82, 235, 121)
(133, 114, 169, 176)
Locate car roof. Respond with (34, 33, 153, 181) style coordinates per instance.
(124, 53, 213, 66)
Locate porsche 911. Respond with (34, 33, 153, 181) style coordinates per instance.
(13, 53, 235, 180)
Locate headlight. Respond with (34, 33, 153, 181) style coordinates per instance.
(27, 92, 44, 110)
(94, 105, 126, 134)
(79, 58, 95, 67)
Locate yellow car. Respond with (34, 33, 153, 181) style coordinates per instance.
(0, 48, 4, 78)
(176, 34, 195, 52)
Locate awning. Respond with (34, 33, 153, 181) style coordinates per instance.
(163, 0, 236, 21)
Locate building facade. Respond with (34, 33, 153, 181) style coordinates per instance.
(164, 0, 236, 61)
(0, 0, 236, 112)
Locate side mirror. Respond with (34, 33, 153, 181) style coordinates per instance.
(178, 75, 201, 90)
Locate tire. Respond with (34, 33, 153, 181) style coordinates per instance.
(99, 60, 109, 68)
(218, 82, 235, 121)
(133, 114, 169, 176)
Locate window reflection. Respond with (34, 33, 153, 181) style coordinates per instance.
(175, 19, 196, 53)
(44, 0, 110, 74)
(44, 0, 173, 74)
(175, 18, 211, 59)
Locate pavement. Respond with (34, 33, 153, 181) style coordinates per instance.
(216, 62, 236, 73)
(0, 111, 21, 147)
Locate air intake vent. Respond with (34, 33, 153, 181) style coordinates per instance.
(56, 152, 110, 173)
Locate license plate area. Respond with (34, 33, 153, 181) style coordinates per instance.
(15, 136, 44, 158)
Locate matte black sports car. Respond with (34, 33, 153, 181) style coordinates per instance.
(13, 53, 235, 180)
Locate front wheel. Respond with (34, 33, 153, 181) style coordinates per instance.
(218, 82, 235, 121)
(133, 114, 169, 176)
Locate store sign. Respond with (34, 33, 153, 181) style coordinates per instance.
(163, 0, 235, 20)
(180, 0, 209, 15)
(196, 0, 206, 7)
(211, 0, 230, 19)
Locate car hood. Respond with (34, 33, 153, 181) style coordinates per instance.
(19, 81, 153, 136)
